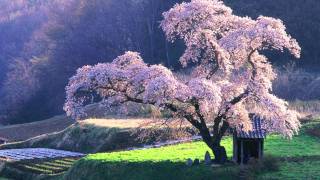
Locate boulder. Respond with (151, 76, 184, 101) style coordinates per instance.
(193, 158, 200, 165)
(186, 158, 193, 167)
(204, 151, 211, 165)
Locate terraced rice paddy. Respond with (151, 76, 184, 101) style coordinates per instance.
(11, 158, 79, 175)
(0, 148, 84, 162)
(0, 148, 85, 177)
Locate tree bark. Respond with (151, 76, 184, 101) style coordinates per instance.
(198, 122, 229, 164)
(212, 146, 228, 164)
(200, 133, 228, 164)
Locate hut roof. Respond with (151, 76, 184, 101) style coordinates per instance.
(236, 115, 267, 139)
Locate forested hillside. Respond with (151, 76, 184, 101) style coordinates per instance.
(0, 0, 319, 124)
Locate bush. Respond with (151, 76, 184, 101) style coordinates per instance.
(242, 155, 280, 179)
(273, 63, 320, 101)
(260, 155, 280, 172)
(305, 123, 320, 138)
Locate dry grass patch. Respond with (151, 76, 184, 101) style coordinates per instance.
(82, 118, 152, 128)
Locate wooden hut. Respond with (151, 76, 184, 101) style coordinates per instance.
(232, 115, 267, 164)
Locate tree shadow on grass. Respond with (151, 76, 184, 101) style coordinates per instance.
(279, 155, 320, 163)
(65, 155, 320, 180)
(257, 155, 320, 180)
(64, 159, 240, 180)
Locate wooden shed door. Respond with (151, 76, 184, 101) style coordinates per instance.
(237, 139, 260, 164)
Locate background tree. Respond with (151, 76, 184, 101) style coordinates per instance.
(64, 0, 301, 163)
(0, 0, 185, 124)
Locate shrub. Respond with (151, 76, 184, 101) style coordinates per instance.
(242, 155, 280, 179)
(273, 63, 320, 101)
(260, 155, 280, 172)
(305, 123, 320, 138)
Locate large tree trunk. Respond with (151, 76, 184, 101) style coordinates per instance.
(211, 145, 228, 164)
(198, 119, 229, 164)
(185, 100, 231, 164)
(200, 130, 228, 164)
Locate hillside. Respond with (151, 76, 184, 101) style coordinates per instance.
(0, 115, 74, 142)
(0, 118, 161, 153)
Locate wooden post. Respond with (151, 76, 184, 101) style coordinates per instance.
(240, 140, 244, 165)
(233, 135, 238, 162)
(261, 140, 264, 158)
(258, 140, 261, 159)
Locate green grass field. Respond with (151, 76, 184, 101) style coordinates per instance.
(64, 139, 238, 180)
(63, 129, 320, 180)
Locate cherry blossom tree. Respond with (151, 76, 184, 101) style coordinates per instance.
(64, 0, 301, 163)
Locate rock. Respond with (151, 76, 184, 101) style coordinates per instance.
(186, 158, 193, 167)
(0, 162, 5, 172)
(193, 158, 200, 165)
(204, 151, 211, 165)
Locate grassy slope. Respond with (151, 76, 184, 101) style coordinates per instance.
(0, 119, 152, 153)
(64, 130, 320, 180)
(0, 115, 74, 142)
(0, 118, 193, 154)
(0, 115, 149, 143)
(0, 123, 135, 154)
